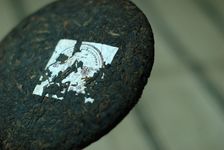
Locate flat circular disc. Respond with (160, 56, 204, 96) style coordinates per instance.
(0, 0, 154, 149)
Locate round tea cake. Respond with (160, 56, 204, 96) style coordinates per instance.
(0, 0, 154, 149)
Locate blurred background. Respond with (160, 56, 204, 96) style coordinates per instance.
(0, 0, 224, 150)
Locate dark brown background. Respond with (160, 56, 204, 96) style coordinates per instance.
(0, 0, 224, 150)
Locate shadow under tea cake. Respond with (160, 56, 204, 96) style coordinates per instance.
(0, 0, 154, 149)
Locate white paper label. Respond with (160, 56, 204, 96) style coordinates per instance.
(33, 39, 119, 103)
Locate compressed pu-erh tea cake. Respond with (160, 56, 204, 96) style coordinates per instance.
(0, 0, 154, 149)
